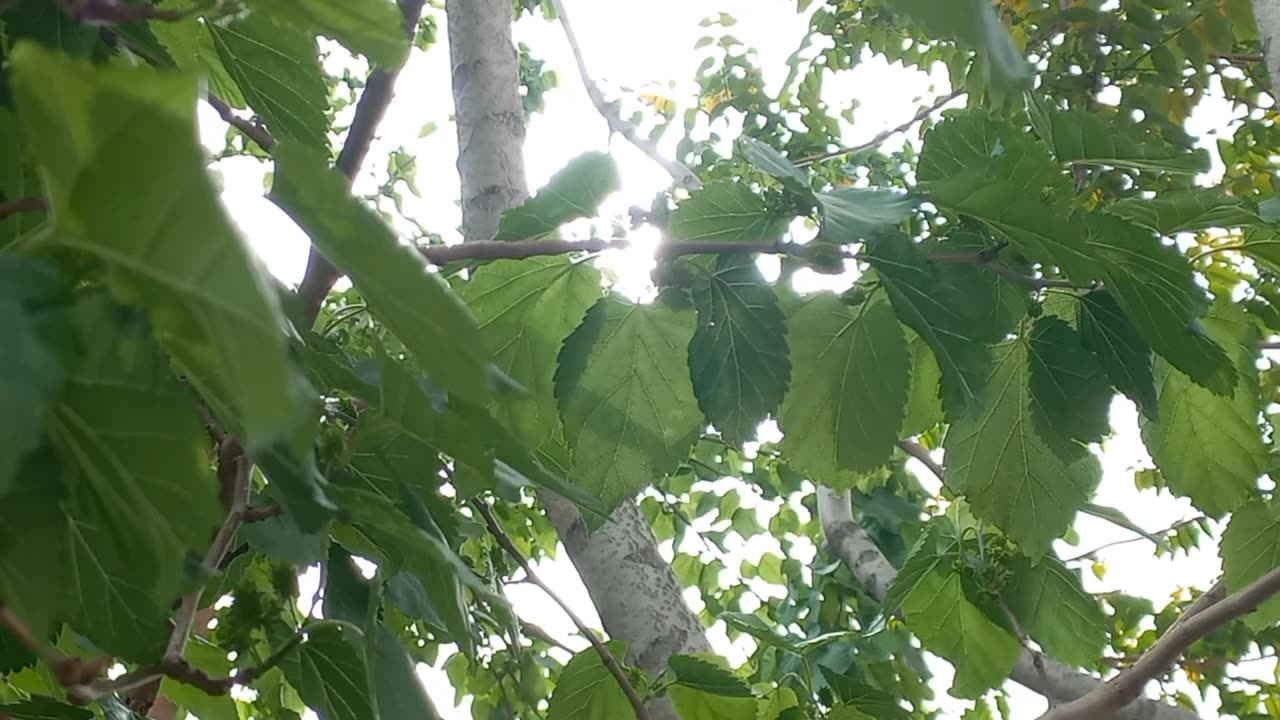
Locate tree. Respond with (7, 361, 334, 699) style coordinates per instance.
(3, 0, 1280, 719)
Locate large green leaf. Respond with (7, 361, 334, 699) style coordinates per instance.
(944, 340, 1101, 559)
(1220, 501, 1280, 631)
(245, 0, 409, 67)
(1086, 215, 1233, 395)
(47, 297, 223, 662)
(496, 153, 620, 241)
(461, 256, 603, 449)
(555, 297, 703, 512)
(0, 255, 74, 495)
(1004, 556, 1106, 667)
(372, 626, 443, 720)
(888, 0, 1031, 91)
(900, 329, 943, 436)
(0, 109, 44, 248)
(1077, 289, 1158, 419)
(668, 655, 754, 697)
(0, 700, 93, 720)
(1104, 189, 1262, 234)
(817, 188, 915, 244)
(281, 622, 376, 720)
(0, 449, 75, 641)
(1139, 307, 1266, 517)
(669, 180, 788, 242)
(777, 293, 908, 485)
(918, 112, 1063, 194)
(546, 642, 633, 720)
(1029, 106, 1210, 174)
(688, 255, 790, 446)
(866, 237, 992, 417)
(1028, 316, 1111, 446)
(740, 137, 812, 196)
(901, 565, 1020, 698)
(373, 353, 491, 480)
(272, 140, 493, 405)
(148, 6, 246, 108)
(209, 14, 330, 151)
(12, 44, 308, 448)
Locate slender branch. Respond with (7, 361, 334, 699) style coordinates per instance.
(1063, 517, 1203, 563)
(898, 439, 945, 483)
(241, 504, 283, 523)
(795, 89, 965, 167)
(0, 197, 46, 221)
(1037, 568, 1280, 720)
(1114, 9, 1206, 77)
(205, 94, 277, 152)
(548, 0, 701, 191)
(57, 0, 188, 23)
(1000, 597, 1053, 704)
(472, 500, 653, 720)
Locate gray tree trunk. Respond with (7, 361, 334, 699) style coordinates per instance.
(444, 5, 710, 718)
(1253, 0, 1280, 95)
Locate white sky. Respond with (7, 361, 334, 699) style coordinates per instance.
(194, 1, 1271, 717)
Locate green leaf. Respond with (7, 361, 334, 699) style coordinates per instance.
(1104, 189, 1262, 234)
(1081, 503, 1172, 553)
(12, 44, 308, 448)
(0, 448, 75, 643)
(1086, 215, 1233, 395)
(944, 340, 1101, 559)
(669, 180, 788, 241)
(0, 700, 93, 720)
(372, 626, 443, 720)
(670, 684, 759, 720)
(900, 329, 943, 436)
(688, 255, 790, 446)
(282, 622, 376, 720)
(0, 0, 97, 57)
(918, 112, 1062, 193)
(817, 672, 908, 720)
(239, 510, 326, 566)
(1005, 556, 1106, 667)
(817, 188, 915, 244)
(254, 442, 339, 533)
(461, 256, 603, 449)
(718, 612, 798, 654)
(546, 642, 634, 720)
(209, 14, 330, 151)
(778, 293, 909, 485)
(901, 565, 1019, 698)
(740, 137, 811, 196)
(668, 655, 754, 696)
(1077, 289, 1158, 419)
(271, 140, 493, 405)
(1240, 227, 1280, 274)
(49, 297, 224, 661)
(888, 0, 1031, 91)
(245, 0, 409, 67)
(1028, 316, 1111, 446)
(1220, 500, 1280, 631)
(1029, 107, 1210, 174)
(149, 6, 247, 108)
(0, 255, 74, 495)
(555, 297, 703, 512)
(496, 152, 621, 241)
(0, 109, 44, 248)
(867, 237, 992, 417)
(1139, 306, 1266, 517)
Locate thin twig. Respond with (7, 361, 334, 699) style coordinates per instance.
(1038, 568, 1280, 720)
(1063, 517, 1203, 563)
(548, 0, 701, 191)
(795, 88, 965, 167)
(898, 439, 945, 483)
(205, 94, 277, 152)
(0, 197, 46, 221)
(1000, 597, 1054, 705)
(472, 500, 653, 720)
(240, 504, 283, 523)
(297, 0, 427, 325)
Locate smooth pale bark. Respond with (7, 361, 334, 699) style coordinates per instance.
(1253, 0, 1280, 95)
(444, 4, 711, 718)
(816, 487, 1200, 720)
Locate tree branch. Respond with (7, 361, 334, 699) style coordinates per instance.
(548, 0, 701, 191)
(897, 439, 945, 483)
(0, 197, 46, 221)
(795, 88, 965, 167)
(297, 0, 427, 325)
(205, 94, 277, 152)
(1037, 569, 1280, 720)
(815, 487, 1201, 720)
(472, 500, 652, 720)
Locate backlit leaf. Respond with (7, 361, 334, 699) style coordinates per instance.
(1029, 106, 1210, 174)
(670, 180, 788, 242)
(1028, 316, 1112, 446)
(817, 188, 915, 244)
(245, 0, 409, 67)
(668, 655, 754, 697)
(889, 0, 1032, 91)
(1005, 556, 1106, 667)
(778, 293, 909, 485)
(1104, 189, 1262, 234)
(281, 622, 376, 720)
(546, 642, 632, 720)
(1220, 500, 1280, 631)
(1077, 289, 1158, 419)
(496, 152, 621, 241)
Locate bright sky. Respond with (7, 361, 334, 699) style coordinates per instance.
(195, 1, 1270, 717)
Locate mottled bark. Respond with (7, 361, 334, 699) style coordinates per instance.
(1253, 0, 1280, 95)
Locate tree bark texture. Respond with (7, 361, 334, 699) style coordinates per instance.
(444, 4, 710, 718)
(1253, 0, 1280, 95)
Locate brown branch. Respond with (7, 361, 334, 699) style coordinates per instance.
(57, 0, 187, 24)
(298, 0, 427, 325)
(472, 500, 653, 720)
(898, 439, 945, 483)
(0, 197, 46, 221)
(1038, 568, 1280, 720)
(240, 504, 283, 523)
(548, 0, 701, 191)
(795, 88, 965, 167)
(205, 95, 277, 153)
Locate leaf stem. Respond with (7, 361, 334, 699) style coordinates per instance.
(0, 197, 46, 221)
(471, 499, 653, 720)
(795, 88, 966, 167)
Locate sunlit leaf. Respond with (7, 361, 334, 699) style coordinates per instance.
(496, 152, 621, 241)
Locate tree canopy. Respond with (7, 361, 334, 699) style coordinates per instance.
(2, 1, 1280, 720)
